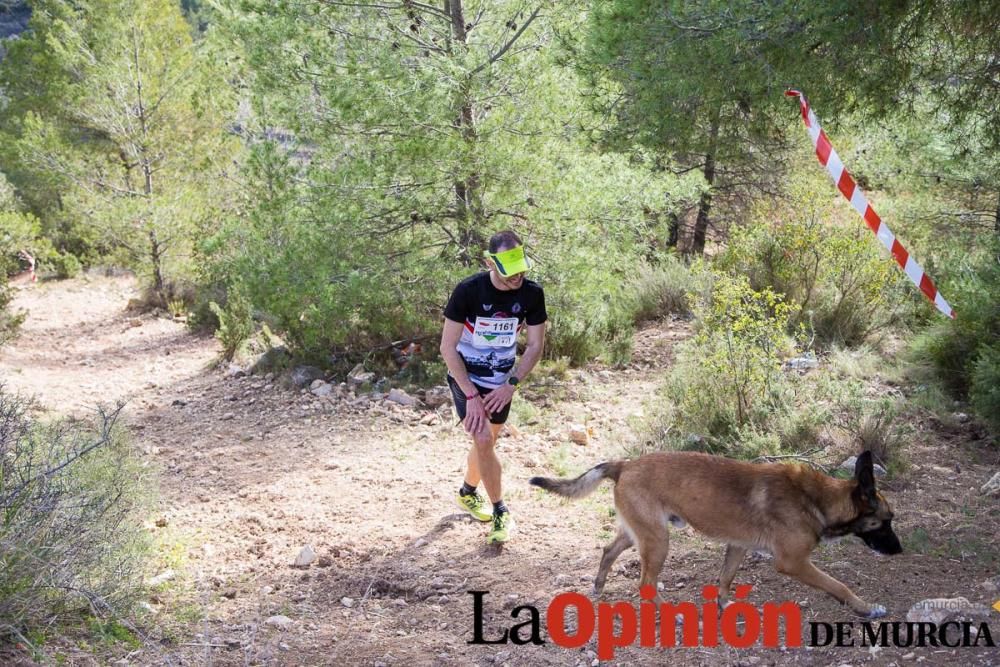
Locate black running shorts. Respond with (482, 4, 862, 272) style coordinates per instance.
(447, 375, 512, 425)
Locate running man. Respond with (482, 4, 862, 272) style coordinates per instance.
(439, 230, 547, 544)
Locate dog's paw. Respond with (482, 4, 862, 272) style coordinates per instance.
(864, 604, 887, 619)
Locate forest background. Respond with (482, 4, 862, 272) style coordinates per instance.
(0, 0, 998, 660)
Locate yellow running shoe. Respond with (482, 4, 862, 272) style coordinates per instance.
(486, 511, 515, 544)
(456, 492, 492, 522)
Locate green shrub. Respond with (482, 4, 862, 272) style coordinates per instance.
(209, 284, 254, 361)
(654, 274, 799, 452)
(625, 256, 704, 322)
(0, 391, 149, 647)
(840, 397, 909, 473)
(689, 274, 797, 427)
(530, 230, 637, 366)
(0, 280, 25, 347)
(828, 345, 884, 380)
(970, 343, 1000, 433)
(718, 216, 905, 348)
(48, 252, 82, 279)
(907, 242, 1000, 433)
(907, 322, 972, 397)
(547, 256, 706, 367)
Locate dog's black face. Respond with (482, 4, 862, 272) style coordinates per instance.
(825, 500, 903, 554)
(852, 451, 903, 555)
(855, 513, 903, 555)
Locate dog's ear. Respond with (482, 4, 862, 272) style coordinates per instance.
(854, 450, 876, 501)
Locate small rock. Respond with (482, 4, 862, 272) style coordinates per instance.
(291, 365, 325, 388)
(906, 597, 992, 625)
(980, 472, 1000, 496)
(414, 538, 428, 548)
(311, 382, 334, 398)
(171, 398, 187, 407)
(783, 353, 819, 370)
(310, 379, 327, 390)
(341, 597, 355, 608)
(423, 386, 451, 408)
(154, 517, 168, 528)
(348, 363, 375, 386)
(568, 425, 589, 445)
(225, 363, 247, 378)
(839, 455, 887, 478)
(221, 412, 235, 421)
(294, 545, 317, 567)
(387, 388, 418, 407)
(265, 615, 294, 631)
(420, 413, 439, 426)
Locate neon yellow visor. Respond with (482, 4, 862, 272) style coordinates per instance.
(488, 246, 529, 277)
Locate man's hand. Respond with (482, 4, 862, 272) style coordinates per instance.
(482, 383, 515, 415)
(463, 394, 489, 435)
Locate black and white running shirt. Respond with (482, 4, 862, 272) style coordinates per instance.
(443, 272, 547, 389)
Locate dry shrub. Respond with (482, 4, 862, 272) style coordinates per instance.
(0, 389, 150, 648)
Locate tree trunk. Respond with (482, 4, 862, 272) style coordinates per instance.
(666, 211, 679, 248)
(446, 0, 484, 265)
(149, 229, 164, 300)
(690, 113, 720, 257)
(994, 189, 999, 236)
(133, 26, 166, 303)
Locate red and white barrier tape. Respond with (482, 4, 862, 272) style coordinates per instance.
(785, 90, 954, 319)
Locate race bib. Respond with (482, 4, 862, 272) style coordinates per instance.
(472, 316, 518, 348)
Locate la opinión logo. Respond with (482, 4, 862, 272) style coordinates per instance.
(467, 588, 996, 661)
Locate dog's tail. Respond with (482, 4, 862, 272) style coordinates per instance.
(529, 461, 624, 499)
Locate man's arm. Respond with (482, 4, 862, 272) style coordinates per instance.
(440, 318, 489, 434)
(513, 322, 545, 382)
(481, 322, 545, 414)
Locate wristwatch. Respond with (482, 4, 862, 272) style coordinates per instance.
(507, 374, 520, 388)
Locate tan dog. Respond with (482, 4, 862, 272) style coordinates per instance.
(530, 450, 900, 618)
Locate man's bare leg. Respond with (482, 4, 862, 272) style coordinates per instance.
(466, 423, 504, 502)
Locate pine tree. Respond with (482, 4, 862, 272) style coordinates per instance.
(0, 0, 235, 299)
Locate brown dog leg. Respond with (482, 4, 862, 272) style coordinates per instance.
(593, 528, 632, 596)
(637, 532, 670, 597)
(718, 544, 747, 605)
(775, 555, 885, 618)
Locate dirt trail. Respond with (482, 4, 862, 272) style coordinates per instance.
(0, 274, 217, 414)
(1, 276, 997, 667)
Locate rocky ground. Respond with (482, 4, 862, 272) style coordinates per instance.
(1, 274, 997, 666)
